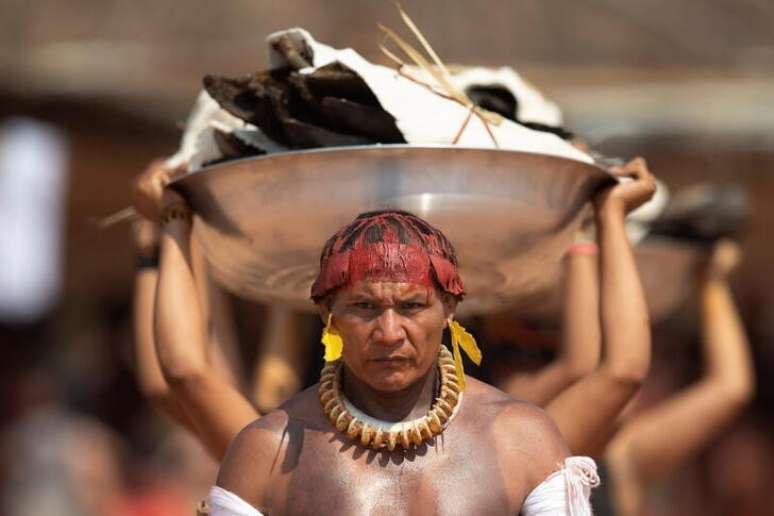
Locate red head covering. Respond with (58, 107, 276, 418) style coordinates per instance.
(311, 210, 465, 302)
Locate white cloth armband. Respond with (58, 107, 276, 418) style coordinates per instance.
(521, 456, 600, 516)
(207, 486, 264, 516)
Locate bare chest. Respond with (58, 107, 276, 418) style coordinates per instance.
(268, 432, 515, 516)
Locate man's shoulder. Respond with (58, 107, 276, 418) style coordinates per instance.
(463, 378, 569, 485)
(215, 386, 325, 504)
(464, 377, 548, 422)
(234, 384, 325, 445)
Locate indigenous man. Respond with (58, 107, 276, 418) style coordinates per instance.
(133, 157, 656, 515)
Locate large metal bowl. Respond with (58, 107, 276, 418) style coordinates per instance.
(172, 145, 614, 315)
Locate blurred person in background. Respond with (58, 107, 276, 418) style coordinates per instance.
(502, 159, 656, 459)
(603, 240, 755, 515)
(500, 238, 754, 515)
(131, 157, 320, 462)
(131, 160, 260, 461)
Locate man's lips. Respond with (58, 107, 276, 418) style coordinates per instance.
(370, 356, 411, 366)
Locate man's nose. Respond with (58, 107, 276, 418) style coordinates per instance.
(373, 309, 406, 345)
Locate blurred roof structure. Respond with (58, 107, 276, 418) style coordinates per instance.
(1, 0, 773, 143)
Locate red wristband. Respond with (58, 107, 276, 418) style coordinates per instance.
(568, 242, 598, 256)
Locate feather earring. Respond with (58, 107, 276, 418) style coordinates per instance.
(321, 313, 344, 362)
(449, 320, 482, 390)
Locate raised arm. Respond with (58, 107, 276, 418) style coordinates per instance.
(546, 158, 655, 456)
(606, 240, 754, 498)
(502, 244, 600, 406)
(133, 162, 259, 460)
(131, 217, 199, 432)
(190, 234, 244, 391)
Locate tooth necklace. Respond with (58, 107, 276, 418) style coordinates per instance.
(318, 346, 463, 451)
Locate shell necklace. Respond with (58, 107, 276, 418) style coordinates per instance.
(318, 346, 463, 451)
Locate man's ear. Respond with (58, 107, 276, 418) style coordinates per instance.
(317, 304, 330, 326)
(442, 293, 458, 324)
(316, 297, 333, 326)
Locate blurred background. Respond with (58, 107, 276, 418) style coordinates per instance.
(0, 1, 772, 515)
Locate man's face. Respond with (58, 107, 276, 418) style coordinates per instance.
(325, 281, 454, 393)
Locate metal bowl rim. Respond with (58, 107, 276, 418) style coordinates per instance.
(173, 143, 610, 185)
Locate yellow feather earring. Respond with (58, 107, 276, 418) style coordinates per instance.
(321, 313, 344, 362)
(448, 320, 483, 391)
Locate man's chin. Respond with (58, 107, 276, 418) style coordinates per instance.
(366, 370, 416, 393)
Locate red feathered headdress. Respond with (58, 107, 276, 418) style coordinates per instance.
(311, 210, 464, 302)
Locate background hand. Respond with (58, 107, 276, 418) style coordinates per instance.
(594, 157, 657, 216)
(704, 239, 742, 280)
(132, 159, 187, 222)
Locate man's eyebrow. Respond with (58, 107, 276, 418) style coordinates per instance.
(346, 293, 377, 302)
(398, 293, 429, 303)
